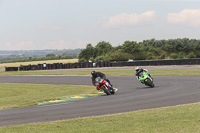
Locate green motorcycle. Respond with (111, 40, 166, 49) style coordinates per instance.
(138, 72, 154, 87)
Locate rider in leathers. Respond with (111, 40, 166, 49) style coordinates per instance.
(135, 67, 152, 80)
(91, 71, 118, 92)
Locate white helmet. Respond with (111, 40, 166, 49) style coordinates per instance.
(135, 67, 140, 71)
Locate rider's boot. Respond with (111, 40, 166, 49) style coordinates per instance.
(110, 85, 118, 92)
(113, 88, 118, 92)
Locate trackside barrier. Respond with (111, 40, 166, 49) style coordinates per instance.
(6, 58, 200, 71)
(5, 67, 18, 71)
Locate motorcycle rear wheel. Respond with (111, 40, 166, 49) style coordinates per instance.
(146, 79, 154, 88)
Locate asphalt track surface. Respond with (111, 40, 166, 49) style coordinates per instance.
(0, 75, 200, 127)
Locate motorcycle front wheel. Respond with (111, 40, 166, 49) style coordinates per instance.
(110, 88, 115, 94)
(102, 86, 111, 95)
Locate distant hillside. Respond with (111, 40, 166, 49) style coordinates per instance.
(0, 49, 82, 61)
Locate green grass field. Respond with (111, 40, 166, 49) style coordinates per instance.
(0, 103, 199, 133)
(0, 83, 96, 109)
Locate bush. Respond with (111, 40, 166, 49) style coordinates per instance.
(78, 58, 87, 62)
(95, 55, 111, 61)
(109, 51, 132, 61)
(187, 52, 196, 58)
(170, 53, 178, 59)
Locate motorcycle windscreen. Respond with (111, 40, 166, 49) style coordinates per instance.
(94, 77, 103, 86)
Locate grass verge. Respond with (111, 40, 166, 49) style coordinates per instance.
(1, 69, 200, 76)
(0, 103, 199, 133)
(0, 83, 96, 109)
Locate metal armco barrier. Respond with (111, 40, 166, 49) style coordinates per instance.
(5, 58, 200, 71)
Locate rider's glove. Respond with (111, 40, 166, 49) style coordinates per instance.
(96, 86, 100, 90)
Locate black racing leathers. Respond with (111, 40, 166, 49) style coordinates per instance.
(92, 72, 113, 86)
(92, 72, 107, 86)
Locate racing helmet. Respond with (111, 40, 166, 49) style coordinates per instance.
(135, 67, 140, 72)
(91, 71, 96, 75)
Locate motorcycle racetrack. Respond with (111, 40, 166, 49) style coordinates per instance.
(0, 69, 200, 127)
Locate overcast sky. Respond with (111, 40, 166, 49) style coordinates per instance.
(0, 0, 200, 50)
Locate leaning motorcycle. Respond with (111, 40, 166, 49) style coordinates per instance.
(138, 72, 154, 87)
(95, 77, 115, 95)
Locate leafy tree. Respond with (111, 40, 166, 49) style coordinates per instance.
(187, 52, 196, 58)
(77, 38, 200, 62)
(78, 44, 94, 61)
(122, 41, 140, 54)
(160, 52, 167, 59)
(161, 44, 171, 53)
(109, 50, 132, 61)
(193, 42, 200, 57)
(78, 58, 87, 62)
(89, 57, 95, 62)
(95, 55, 110, 61)
(95, 41, 113, 56)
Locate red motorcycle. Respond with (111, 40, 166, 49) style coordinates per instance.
(95, 77, 115, 95)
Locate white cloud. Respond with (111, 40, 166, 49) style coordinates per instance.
(104, 11, 156, 28)
(168, 9, 200, 27)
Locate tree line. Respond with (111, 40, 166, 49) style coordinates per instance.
(78, 38, 200, 62)
(0, 53, 75, 64)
